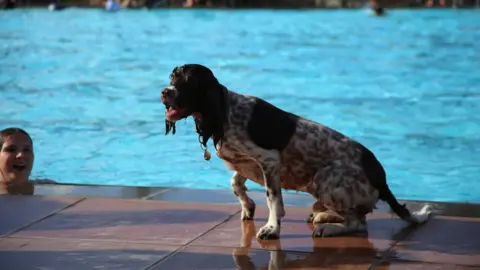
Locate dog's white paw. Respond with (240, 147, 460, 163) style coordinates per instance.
(256, 223, 280, 240)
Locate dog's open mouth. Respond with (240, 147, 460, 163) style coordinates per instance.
(164, 102, 186, 122)
(12, 164, 26, 171)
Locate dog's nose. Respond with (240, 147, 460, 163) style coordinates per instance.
(161, 88, 174, 98)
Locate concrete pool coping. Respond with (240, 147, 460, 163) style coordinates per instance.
(1, 183, 479, 269)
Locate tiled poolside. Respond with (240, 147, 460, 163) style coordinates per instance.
(1, 184, 479, 270)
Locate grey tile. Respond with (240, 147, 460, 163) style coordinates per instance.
(0, 237, 178, 270)
(13, 198, 239, 245)
(0, 195, 83, 237)
(390, 215, 480, 266)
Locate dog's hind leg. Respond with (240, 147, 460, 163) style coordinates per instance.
(310, 164, 375, 237)
(312, 215, 367, 238)
(311, 205, 369, 237)
(231, 172, 256, 221)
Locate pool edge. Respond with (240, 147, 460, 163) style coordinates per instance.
(33, 183, 480, 218)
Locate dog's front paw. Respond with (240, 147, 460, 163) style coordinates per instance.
(256, 223, 280, 240)
(241, 202, 256, 221)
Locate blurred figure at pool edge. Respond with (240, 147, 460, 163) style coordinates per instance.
(48, 0, 66, 11)
(0, 127, 56, 195)
(104, 0, 121, 11)
(370, 0, 385, 16)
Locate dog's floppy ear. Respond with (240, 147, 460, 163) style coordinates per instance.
(196, 73, 228, 149)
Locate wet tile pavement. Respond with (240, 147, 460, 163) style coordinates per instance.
(1, 184, 479, 269)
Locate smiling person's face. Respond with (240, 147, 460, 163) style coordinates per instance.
(0, 131, 34, 185)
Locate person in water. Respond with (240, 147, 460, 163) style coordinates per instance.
(104, 0, 121, 11)
(2, 0, 16, 9)
(370, 0, 385, 16)
(48, 0, 66, 11)
(0, 127, 56, 195)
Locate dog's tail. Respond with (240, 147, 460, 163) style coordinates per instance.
(360, 144, 432, 224)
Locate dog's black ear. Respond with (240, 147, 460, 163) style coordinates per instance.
(195, 72, 228, 149)
(165, 120, 176, 135)
(203, 82, 227, 147)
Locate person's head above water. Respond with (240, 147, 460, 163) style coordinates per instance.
(0, 127, 34, 193)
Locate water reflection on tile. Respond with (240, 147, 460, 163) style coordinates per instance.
(191, 206, 415, 255)
(376, 260, 476, 270)
(390, 216, 480, 266)
(153, 245, 375, 270)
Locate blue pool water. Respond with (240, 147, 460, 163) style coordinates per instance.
(1, 8, 479, 203)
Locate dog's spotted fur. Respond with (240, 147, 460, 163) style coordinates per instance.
(161, 64, 432, 240)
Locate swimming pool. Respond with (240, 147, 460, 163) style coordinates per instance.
(1, 8, 479, 203)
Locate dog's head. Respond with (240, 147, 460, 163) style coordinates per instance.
(161, 64, 228, 148)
